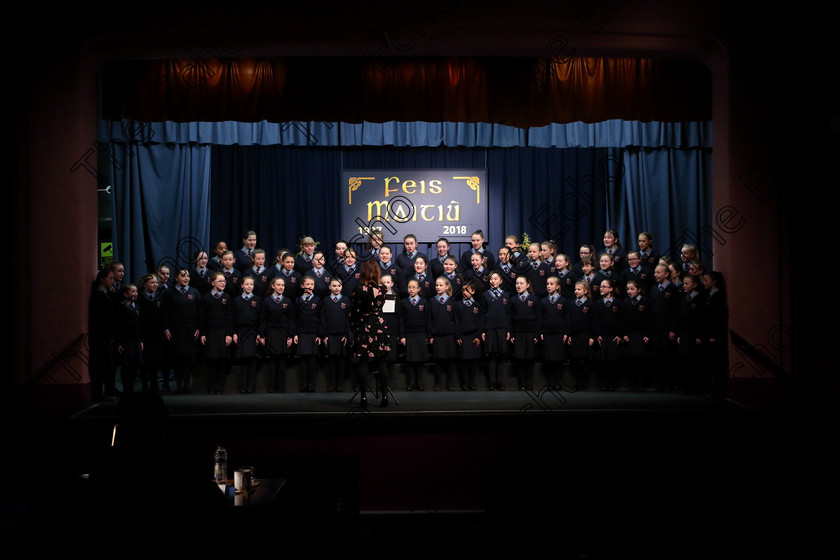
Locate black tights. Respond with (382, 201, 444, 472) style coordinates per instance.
(299, 355, 317, 390)
(487, 354, 506, 388)
(434, 359, 456, 389)
(405, 362, 425, 389)
(268, 355, 287, 392)
(326, 356, 347, 391)
(460, 360, 478, 388)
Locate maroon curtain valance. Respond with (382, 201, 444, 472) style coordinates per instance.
(101, 56, 711, 126)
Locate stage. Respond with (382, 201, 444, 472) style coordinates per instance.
(70, 385, 738, 419)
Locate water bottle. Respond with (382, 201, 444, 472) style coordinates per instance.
(213, 445, 228, 484)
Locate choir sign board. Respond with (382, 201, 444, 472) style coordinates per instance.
(341, 169, 487, 245)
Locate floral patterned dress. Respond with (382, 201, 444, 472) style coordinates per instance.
(350, 283, 391, 359)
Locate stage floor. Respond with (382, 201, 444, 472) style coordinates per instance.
(70, 386, 737, 420)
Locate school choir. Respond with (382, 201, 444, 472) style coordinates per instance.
(92, 231, 728, 398)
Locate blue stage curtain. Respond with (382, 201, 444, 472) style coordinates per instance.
(612, 146, 712, 260)
(209, 146, 344, 261)
(208, 145, 648, 263)
(106, 121, 711, 281)
(100, 119, 710, 149)
(111, 143, 212, 281)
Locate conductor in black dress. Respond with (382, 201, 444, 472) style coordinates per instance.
(349, 259, 392, 408)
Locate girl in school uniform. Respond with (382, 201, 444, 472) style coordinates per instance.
(234, 230, 258, 273)
(190, 250, 213, 296)
(305, 250, 333, 299)
(678, 244, 700, 275)
(260, 276, 294, 393)
(155, 264, 175, 392)
(455, 281, 483, 390)
(114, 283, 143, 394)
(427, 276, 459, 391)
(396, 233, 428, 272)
(459, 229, 495, 272)
(274, 250, 302, 301)
(155, 265, 173, 300)
(578, 256, 598, 295)
(567, 280, 595, 391)
(337, 249, 361, 297)
(676, 274, 705, 394)
(246, 248, 274, 300)
(319, 278, 352, 392)
(207, 240, 228, 272)
(636, 232, 661, 273)
(523, 242, 552, 299)
(109, 262, 126, 295)
(648, 262, 680, 391)
(504, 234, 523, 255)
(89, 268, 118, 400)
(232, 276, 262, 393)
(540, 275, 569, 391)
(409, 256, 434, 300)
(294, 275, 322, 392)
(219, 250, 242, 297)
(137, 273, 166, 392)
(429, 237, 453, 280)
(441, 255, 466, 300)
(163, 268, 201, 394)
(592, 252, 618, 299)
(365, 230, 385, 261)
(621, 251, 654, 295)
(592, 277, 623, 391)
(602, 229, 628, 273)
(294, 236, 317, 275)
(465, 252, 491, 296)
(326, 239, 348, 272)
(399, 278, 429, 391)
(492, 246, 519, 295)
(540, 240, 558, 265)
(509, 275, 541, 390)
(380, 274, 403, 381)
(377, 245, 405, 297)
(553, 253, 578, 301)
(481, 271, 512, 390)
(571, 244, 596, 276)
(620, 278, 651, 391)
(200, 272, 234, 394)
(668, 261, 684, 291)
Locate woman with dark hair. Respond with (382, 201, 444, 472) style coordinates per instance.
(349, 259, 391, 408)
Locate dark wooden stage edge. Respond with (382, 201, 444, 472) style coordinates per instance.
(68, 387, 738, 421)
(4, 374, 832, 558)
